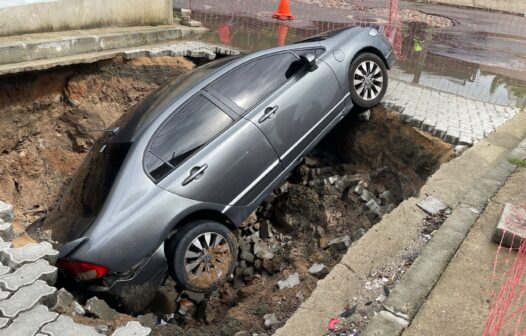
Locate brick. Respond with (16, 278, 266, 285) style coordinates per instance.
(0, 242, 58, 269)
(112, 321, 151, 336)
(41, 315, 104, 336)
(0, 259, 57, 291)
(0, 202, 14, 223)
(0, 280, 56, 318)
(0, 221, 14, 241)
(0, 305, 57, 336)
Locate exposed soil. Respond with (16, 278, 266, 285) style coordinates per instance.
(0, 55, 453, 335)
(0, 56, 195, 244)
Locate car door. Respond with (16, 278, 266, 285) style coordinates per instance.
(208, 50, 345, 170)
(250, 50, 345, 168)
(146, 93, 281, 206)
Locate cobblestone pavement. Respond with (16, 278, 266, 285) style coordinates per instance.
(0, 201, 151, 336)
(383, 79, 520, 147)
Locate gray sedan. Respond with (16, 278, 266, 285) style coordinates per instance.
(48, 26, 394, 311)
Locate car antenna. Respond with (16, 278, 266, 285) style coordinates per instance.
(88, 127, 120, 136)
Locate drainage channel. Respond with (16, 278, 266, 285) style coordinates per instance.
(0, 55, 453, 335)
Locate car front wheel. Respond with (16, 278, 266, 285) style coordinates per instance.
(349, 52, 388, 109)
(165, 220, 237, 293)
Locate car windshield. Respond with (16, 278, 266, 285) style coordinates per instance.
(47, 136, 131, 243)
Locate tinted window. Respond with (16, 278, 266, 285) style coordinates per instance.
(145, 95, 233, 181)
(210, 53, 304, 110)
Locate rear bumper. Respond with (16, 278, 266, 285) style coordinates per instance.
(59, 244, 169, 311)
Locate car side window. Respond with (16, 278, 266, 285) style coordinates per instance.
(145, 95, 233, 181)
(209, 52, 304, 111)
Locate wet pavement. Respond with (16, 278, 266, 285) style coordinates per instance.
(183, 0, 526, 109)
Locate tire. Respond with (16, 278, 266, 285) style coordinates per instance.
(165, 220, 238, 293)
(348, 52, 388, 109)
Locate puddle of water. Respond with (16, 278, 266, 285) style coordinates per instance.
(190, 10, 526, 109)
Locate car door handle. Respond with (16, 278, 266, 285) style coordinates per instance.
(258, 105, 279, 123)
(181, 164, 208, 186)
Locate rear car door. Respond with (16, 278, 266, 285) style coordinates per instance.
(208, 50, 345, 169)
(146, 94, 281, 206)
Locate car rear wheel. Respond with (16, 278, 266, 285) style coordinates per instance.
(349, 52, 388, 109)
(165, 220, 237, 293)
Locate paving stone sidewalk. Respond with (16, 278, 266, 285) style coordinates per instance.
(383, 79, 520, 146)
(0, 201, 150, 336)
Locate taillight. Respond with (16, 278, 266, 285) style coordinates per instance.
(58, 260, 109, 281)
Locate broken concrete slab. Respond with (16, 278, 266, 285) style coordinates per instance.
(85, 297, 119, 321)
(417, 196, 448, 215)
(492, 202, 526, 248)
(0, 220, 14, 241)
(41, 315, 104, 336)
(112, 321, 151, 336)
(327, 236, 351, 251)
(277, 273, 300, 290)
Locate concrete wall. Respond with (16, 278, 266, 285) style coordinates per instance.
(0, 0, 173, 37)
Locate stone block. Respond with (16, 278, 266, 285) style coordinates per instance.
(85, 297, 119, 320)
(0, 259, 57, 291)
(493, 203, 526, 248)
(0, 280, 56, 318)
(112, 321, 151, 336)
(0, 305, 57, 336)
(41, 315, 104, 336)
(0, 242, 59, 269)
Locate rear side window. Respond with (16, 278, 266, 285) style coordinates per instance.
(145, 95, 233, 181)
(209, 53, 304, 110)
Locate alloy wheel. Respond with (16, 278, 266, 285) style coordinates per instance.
(184, 232, 232, 286)
(353, 60, 384, 101)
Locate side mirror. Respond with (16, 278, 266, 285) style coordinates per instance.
(300, 53, 318, 71)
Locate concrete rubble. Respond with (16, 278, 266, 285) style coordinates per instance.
(0, 200, 151, 336)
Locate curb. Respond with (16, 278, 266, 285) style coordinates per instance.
(274, 111, 526, 336)
(363, 136, 526, 335)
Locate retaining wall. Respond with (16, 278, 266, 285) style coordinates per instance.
(0, 0, 173, 37)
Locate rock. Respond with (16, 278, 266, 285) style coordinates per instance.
(260, 220, 274, 239)
(319, 237, 330, 249)
(73, 302, 86, 315)
(85, 297, 119, 320)
(254, 259, 263, 271)
(137, 313, 157, 329)
(242, 267, 255, 279)
(304, 157, 319, 166)
(417, 196, 448, 215)
(358, 109, 371, 121)
(263, 313, 280, 329)
(277, 273, 300, 290)
(366, 199, 384, 217)
(308, 263, 328, 278)
(51, 288, 75, 314)
(249, 231, 261, 244)
(328, 236, 351, 251)
(379, 191, 395, 205)
(254, 241, 274, 260)
(239, 250, 255, 263)
(234, 331, 250, 336)
(0, 201, 14, 223)
(296, 291, 304, 302)
(360, 190, 374, 202)
(180, 290, 205, 304)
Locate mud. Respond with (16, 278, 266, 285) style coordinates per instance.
(0, 56, 194, 244)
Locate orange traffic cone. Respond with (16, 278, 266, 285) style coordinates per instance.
(276, 25, 289, 46)
(273, 0, 295, 20)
